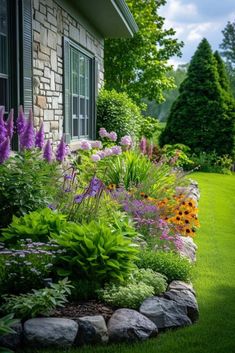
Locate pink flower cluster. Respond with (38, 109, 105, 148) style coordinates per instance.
(91, 145, 122, 163)
(98, 128, 117, 142)
(78, 140, 103, 151)
(120, 135, 132, 146)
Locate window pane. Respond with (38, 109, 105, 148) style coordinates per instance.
(80, 118, 85, 136)
(0, 77, 7, 106)
(73, 119, 78, 138)
(80, 97, 85, 116)
(0, 0, 7, 75)
(72, 96, 78, 116)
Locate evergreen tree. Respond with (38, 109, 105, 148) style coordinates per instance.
(160, 39, 235, 157)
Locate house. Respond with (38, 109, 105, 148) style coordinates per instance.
(0, 0, 137, 148)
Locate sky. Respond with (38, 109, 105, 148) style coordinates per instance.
(159, 0, 235, 67)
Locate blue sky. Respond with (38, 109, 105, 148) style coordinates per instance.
(159, 0, 235, 67)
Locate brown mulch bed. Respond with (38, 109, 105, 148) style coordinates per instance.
(51, 300, 114, 322)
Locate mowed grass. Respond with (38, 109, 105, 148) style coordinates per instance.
(25, 173, 235, 353)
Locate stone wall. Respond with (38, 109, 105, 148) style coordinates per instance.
(32, 0, 104, 142)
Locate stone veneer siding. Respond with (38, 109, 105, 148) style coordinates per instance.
(32, 0, 104, 143)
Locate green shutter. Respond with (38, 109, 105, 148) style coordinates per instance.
(63, 37, 71, 144)
(91, 57, 98, 139)
(20, 0, 33, 115)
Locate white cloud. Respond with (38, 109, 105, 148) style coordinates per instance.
(186, 22, 215, 42)
(160, 0, 198, 23)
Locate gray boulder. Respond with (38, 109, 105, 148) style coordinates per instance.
(140, 297, 191, 330)
(168, 280, 196, 296)
(24, 318, 78, 347)
(164, 289, 199, 322)
(75, 319, 97, 346)
(108, 308, 158, 342)
(0, 322, 23, 350)
(78, 315, 108, 343)
(179, 236, 198, 263)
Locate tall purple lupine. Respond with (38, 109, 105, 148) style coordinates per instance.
(17, 105, 26, 135)
(0, 137, 10, 164)
(6, 109, 14, 140)
(0, 106, 7, 144)
(20, 109, 35, 150)
(56, 136, 66, 163)
(35, 122, 44, 149)
(43, 140, 53, 162)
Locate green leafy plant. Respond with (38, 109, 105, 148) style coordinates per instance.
(1, 278, 73, 320)
(136, 250, 192, 283)
(139, 116, 160, 140)
(0, 314, 19, 353)
(189, 152, 233, 174)
(0, 150, 60, 228)
(51, 221, 139, 283)
(100, 150, 152, 190)
(131, 268, 167, 294)
(161, 144, 193, 168)
(98, 282, 154, 309)
(97, 89, 142, 140)
(1, 208, 68, 244)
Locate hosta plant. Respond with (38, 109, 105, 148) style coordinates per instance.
(51, 220, 139, 283)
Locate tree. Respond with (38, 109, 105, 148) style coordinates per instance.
(104, 0, 183, 104)
(220, 20, 235, 97)
(160, 39, 235, 157)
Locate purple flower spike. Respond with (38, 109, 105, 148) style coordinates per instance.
(0, 106, 7, 144)
(43, 140, 53, 163)
(0, 137, 10, 164)
(20, 109, 35, 150)
(56, 136, 67, 163)
(35, 122, 44, 149)
(17, 105, 26, 135)
(140, 137, 147, 154)
(6, 109, 14, 140)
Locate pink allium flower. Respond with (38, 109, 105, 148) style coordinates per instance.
(120, 135, 132, 146)
(90, 140, 102, 149)
(0, 137, 10, 164)
(35, 122, 44, 149)
(104, 147, 113, 157)
(108, 131, 117, 142)
(17, 105, 26, 135)
(91, 154, 101, 162)
(56, 136, 67, 163)
(79, 140, 92, 150)
(140, 137, 147, 154)
(97, 150, 106, 159)
(6, 109, 14, 140)
(0, 106, 7, 144)
(99, 127, 108, 138)
(111, 145, 122, 155)
(20, 109, 35, 150)
(43, 140, 53, 163)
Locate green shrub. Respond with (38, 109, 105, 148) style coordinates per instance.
(51, 221, 139, 284)
(136, 250, 192, 283)
(161, 144, 193, 168)
(70, 279, 101, 301)
(0, 150, 60, 228)
(1, 278, 72, 320)
(131, 268, 167, 294)
(98, 282, 154, 309)
(97, 89, 142, 140)
(1, 208, 67, 245)
(189, 152, 233, 174)
(139, 116, 160, 140)
(99, 150, 152, 190)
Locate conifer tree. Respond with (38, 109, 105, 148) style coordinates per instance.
(160, 39, 235, 156)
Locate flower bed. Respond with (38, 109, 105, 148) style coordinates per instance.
(0, 107, 200, 351)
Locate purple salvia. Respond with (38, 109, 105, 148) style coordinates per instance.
(17, 105, 26, 135)
(43, 140, 53, 163)
(0, 137, 10, 164)
(56, 136, 66, 163)
(20, 109, 35, 150)
(35, 122, 44, 149)
(6, 109, 14, 140)
(140, 137, 147, 154)
(0, 106, 7, 144)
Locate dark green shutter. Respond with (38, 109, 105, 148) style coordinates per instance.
(63, 37, 71, 144)
(91, 57, 98, 139)
(20, 0, 33, 115)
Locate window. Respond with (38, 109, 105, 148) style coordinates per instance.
(0, 0, 8, 109)
(64, 38, 97, 143)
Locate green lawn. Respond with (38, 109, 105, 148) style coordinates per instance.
(25, 173, 235, 353)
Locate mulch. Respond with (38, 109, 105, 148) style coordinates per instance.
(51, 300, 114, 322)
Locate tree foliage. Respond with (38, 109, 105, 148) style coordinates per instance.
(104, 0, 183, 103)
(160, 39, 235, 157)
